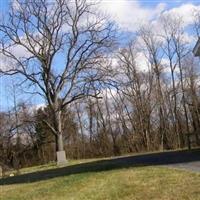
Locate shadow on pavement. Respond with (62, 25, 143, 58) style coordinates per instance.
(1, 148, 200, 185)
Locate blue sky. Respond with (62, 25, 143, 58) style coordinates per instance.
(0, 0, 200, 111)
(0, 0, 199, 14)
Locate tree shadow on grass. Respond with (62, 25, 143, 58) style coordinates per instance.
(1, 148, 200, 185)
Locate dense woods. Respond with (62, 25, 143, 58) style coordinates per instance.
(0, 0, 200, 169)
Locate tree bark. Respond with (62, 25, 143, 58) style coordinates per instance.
(57, 133, 64, 152)
(54, 110, 64, 150)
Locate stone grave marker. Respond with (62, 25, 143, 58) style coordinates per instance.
(0, 166, 2, 178)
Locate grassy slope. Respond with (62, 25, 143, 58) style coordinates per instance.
(1, 162, 200, 200)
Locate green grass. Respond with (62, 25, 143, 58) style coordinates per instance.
(1, 162, 200, 200)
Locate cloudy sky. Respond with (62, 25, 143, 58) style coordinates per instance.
(98, 0, 200, 31)
(0, 0, 200, 111)
(1, 0, 200, 30)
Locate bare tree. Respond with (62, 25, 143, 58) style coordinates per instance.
(172, 21, 190, 137)
(117, 41, 154, 150)
(160, 14, 185, 148)
(183, 55, 200, 145)
(138, 26, 168, 150)
(0, 0, 115, 163)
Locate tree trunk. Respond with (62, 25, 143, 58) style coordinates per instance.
(57, 133, 64, 151)
(54, 110, 63, 149)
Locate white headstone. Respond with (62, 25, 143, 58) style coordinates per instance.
(0, 166, 2, 178)
(57, 151, 68, 166)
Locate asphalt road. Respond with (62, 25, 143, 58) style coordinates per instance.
(167, 160, 200, 172)
(1, 148, 200, 185)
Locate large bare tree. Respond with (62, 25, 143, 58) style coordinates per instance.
(0, 0, 115, 164)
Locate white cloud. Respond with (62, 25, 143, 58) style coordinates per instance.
(31, 103, 46, 110)
(99, 0, 166, 32)
(29, 103, 46, 114)
(162, 4, 200, 28)
(99, 1, 200, 33)
(11, 45, 31, 59)
(135, 52, 149, 72)
(101, 87, 118, 99)
(0, 45, 31, 71)
(12, 0, 21, 11)
(182, 32, 196, 43)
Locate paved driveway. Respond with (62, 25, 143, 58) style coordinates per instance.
(167, 161, 200, 172)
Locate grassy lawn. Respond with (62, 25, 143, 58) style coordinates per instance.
(1, 165, 200, 200)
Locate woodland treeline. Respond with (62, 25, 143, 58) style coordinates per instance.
(0, 1, 200, 169)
